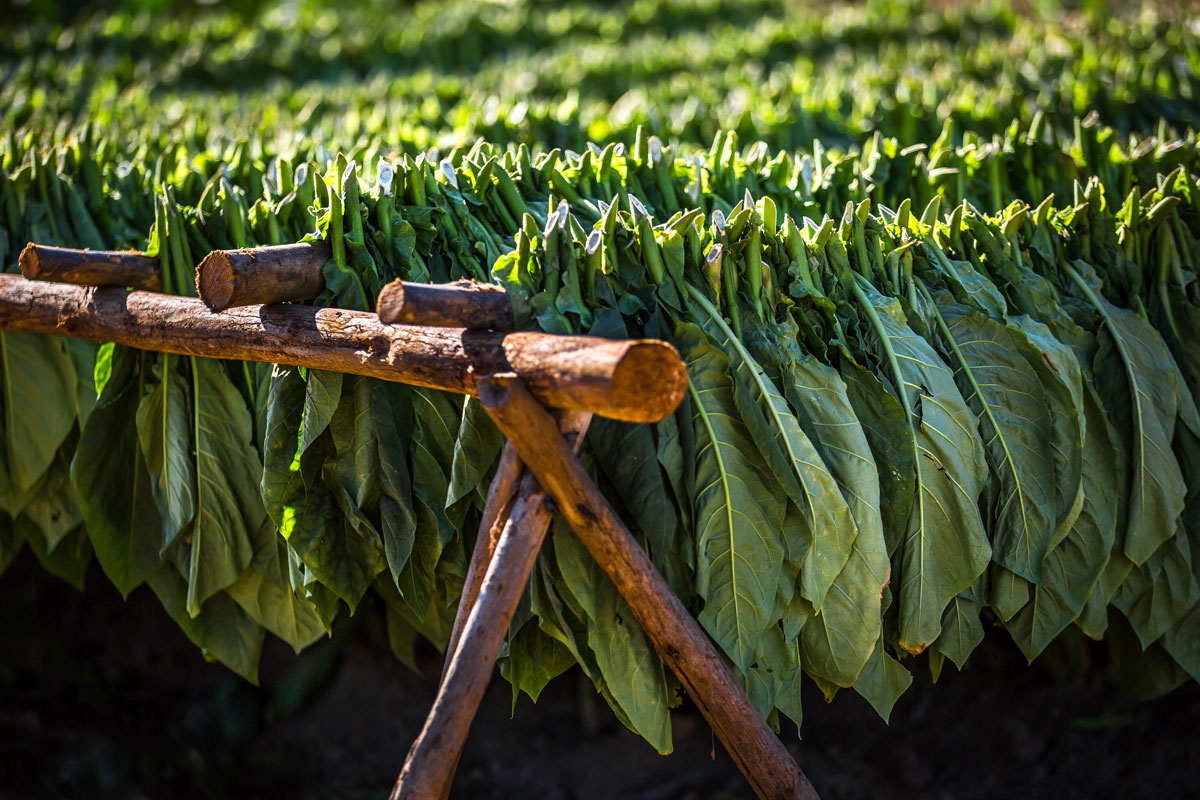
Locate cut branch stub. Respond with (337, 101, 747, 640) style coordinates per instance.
(196, 242, 329, 310)
(377, 278, 514, 330)
(0, 274, 685, 423)
(19, 243, 162, 292)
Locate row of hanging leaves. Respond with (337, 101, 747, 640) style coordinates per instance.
(2, 119, 1200, 751)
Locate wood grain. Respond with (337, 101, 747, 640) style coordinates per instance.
(196, 242, 329, 310)
(377, 279, 514, 330)
(20, 243, 162, 291)
(0, 274, 685, 423)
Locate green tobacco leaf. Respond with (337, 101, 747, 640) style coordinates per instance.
(261, 367, 383, 611)
(554, 524, 672, 753)
(528, 554, 606, 693)
(62, 338, 97, 427)
(854, 285, 990, 653)
(588, 309, 684, 591)
(656, 390, 696, 568)
(1107, 612, 1189, 700)
(692, 289, 857, 614)
(136, 355, 195, 550)
(499, 616, 578, 705)
(385, 601, 421, 672)
(1, 332, 77, 493)
(777, 505, 812, 642)
(289, 465, 385, 610)
(990, 565, 1029, 622)
(448, 395, 503, 508)
(591, 415, 686, 589)
(935, 303, 1058, 583)
(783, 355, 889, 687)
(399, 388, 459, 616)
(1080, 273, 1186, 566)
(931, 595, 984, 669)
(18, 517, 92, 590)
(225, 520, 326, 654)
(926, 245, 1007, 318)
(20, 453, 82, 553)
(1009, 316, 1085, 550)
(72, 347, 163, 597)
(1164, 601, 1200, 682)
(851, 637, 912, 722)
(300, 369, 343, 454)
(1112, 528, 1199, 648)
(371, 381, 419, 586)
(676, 321, 785, 675)
(839, 359, 914, 560)
(184, 358, 262, 616)
(327, 376, 380, 516)
(744, 623, 804, 728)
(261, 365, 305, 532)
(1007, 383, 1119, 659)
(149, 565, 265, 685)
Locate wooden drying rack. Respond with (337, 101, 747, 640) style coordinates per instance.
(7, 243, 821, 800)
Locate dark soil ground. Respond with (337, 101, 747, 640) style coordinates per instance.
(2, 549, 1198, 800)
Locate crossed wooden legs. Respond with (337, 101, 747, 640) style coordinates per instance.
(392, 376, 819, 800)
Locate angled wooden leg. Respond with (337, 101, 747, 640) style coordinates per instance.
(392, 409, 591, 800)
(475, 376, 820, 800)
(443, 442, 522, 678)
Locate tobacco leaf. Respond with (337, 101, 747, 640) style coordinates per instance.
(676, 321, 785, 675)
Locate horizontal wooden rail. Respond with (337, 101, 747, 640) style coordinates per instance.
(377, 279, 514, 330)
(20, 243, 162, 291)
(196, 242, 330, 310)
(0, 274, 685, 423)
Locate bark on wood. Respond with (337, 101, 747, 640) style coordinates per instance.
(444, 412, 590, 668)
(19, 243, 162, 291)
(0, 274, 685, 423)
(400, 409, 591, 800)
(377, 279, 514, 330)
(196, 242, 329, 310)
(392, 496, 548, 800)
(472, 376, 821, 800)
(442, 443, 522, 676)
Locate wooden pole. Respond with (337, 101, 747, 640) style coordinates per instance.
(444, 412, 589, 667)
(393, 495, 551, 800)
(443, 442, 522, 674)
(196, 242, 329, 310)
(475, 376, 820, 800)
(0, 274, 685, 423)
(19, 243, 162, 291)
(377, 279, 514, 330)
(395, 411, 591, 800)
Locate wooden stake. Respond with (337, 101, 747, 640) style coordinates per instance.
(475, 376, 820, 800)
(443, 443, 523, 673)
(19, 243, 161, 291)
(0, 275, 685, 423)
(444, 412, 590, 667)
(377, 279, 514, 330)
(395, 409, 591, 800)
(196, 242, 329, 310)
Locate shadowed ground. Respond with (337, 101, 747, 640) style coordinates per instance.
(2, 551, 1197, 800)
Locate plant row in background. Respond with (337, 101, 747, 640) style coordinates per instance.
(4, 0, 1199, 158)
(2, 107, 1200, 750)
